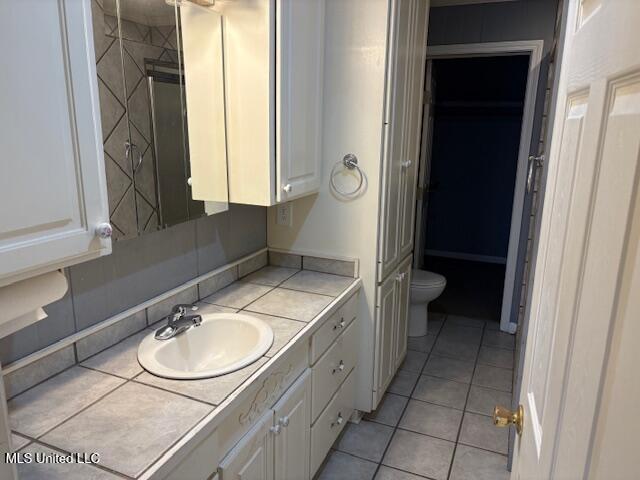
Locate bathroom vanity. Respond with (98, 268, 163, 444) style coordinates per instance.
(6, 251, 361, 480)
(1, 0, 429, 477)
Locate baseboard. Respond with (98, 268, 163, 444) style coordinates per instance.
(425, 249, 507, 265)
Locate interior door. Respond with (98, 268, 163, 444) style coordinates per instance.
(273, 371, 311, 480)
(219, 409, 275, 480)
(0, 0, 110, 286)
(276, 0, 325, 202)
(512, 1, 640, 478)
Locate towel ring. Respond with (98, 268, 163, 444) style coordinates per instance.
(330, 154, 364, 197)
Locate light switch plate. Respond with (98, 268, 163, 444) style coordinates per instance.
(276, 202, 293, 227)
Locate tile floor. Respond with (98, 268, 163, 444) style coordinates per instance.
(316, 312, 515, 480)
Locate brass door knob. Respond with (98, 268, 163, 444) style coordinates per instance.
(493, 405, 524, 435)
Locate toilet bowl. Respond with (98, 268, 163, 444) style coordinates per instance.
(409, 269, 446, 337)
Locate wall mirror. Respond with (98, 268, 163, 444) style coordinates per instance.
(94, 0, 228, 241)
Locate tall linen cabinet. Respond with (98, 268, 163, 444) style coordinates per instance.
(374, 0, 429, 405)
(266, 0, 430, 412)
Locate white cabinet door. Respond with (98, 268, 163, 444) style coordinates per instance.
(222, 0, 325, 206)
(273, 370, 311, 480)
(0, 0, 110, 287)
(378, 0, 413, 279)
(394, 256, 412, 369)
(398, 0, 429, 260)
(219, 410, 275, 480)
(375, 271, 398, 395)
(276, 0, 324, 203)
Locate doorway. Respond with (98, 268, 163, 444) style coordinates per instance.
(414, 42, 543, 332)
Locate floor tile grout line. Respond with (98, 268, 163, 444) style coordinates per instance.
(323, 314, 513, 478)
(446, 319, 485, 480)
(369, 314, 448, 480)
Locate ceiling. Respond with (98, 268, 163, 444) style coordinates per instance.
(430, 0, 519, 7)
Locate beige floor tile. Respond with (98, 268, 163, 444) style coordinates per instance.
(439, 324, 482, 345)
(459, 412, 508, 455)
(472, 364, 513, 392)
(365, 393, 409, 427)
(407, 334, 436, 353)
(466, 386, 511, 417)
(399, 350, 428, 373)
(481, 330, 515, 350)
(387, 371, 419, 396)
(446, 315, 486, 329)
(399, 400, 462, 442)
(477, 346, 514, 369)
(449, 445, 509, 480)
(375, 465, 426, 480)
(412, 375, 469, 410)
(431, 337, 479, 362)
(423, 355, 475, 383)
(335, 420, 394, 462)
(383, 429, 455, 480)
(317, 450, 378, 480)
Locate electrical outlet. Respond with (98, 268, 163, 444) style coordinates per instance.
(276, 202, 293, 227)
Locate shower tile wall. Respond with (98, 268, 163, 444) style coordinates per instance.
(92, 0, 181, 240)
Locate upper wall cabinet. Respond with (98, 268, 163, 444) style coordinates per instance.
(216, 0, 325, 206)
(0, 0, 111, 287)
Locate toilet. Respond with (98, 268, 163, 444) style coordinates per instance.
(409, 269, 447, 337)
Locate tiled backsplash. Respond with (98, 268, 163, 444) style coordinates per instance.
(2, 250, 356, 400)
(0, 204, 266, 366)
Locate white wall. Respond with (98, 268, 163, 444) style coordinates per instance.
(267, 0, 390, 411)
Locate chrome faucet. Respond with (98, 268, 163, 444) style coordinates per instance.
(154, 304, 202, 340)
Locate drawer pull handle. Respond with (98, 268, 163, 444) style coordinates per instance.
(331, 413, 344, 428)
(278, 416, 290, 428)
(270, 425, 281, 435)
(332, 360, 345, 375)
(333, 318, 346, 330)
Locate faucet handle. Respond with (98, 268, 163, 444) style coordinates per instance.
(183, 314, 202, 327)
(171, 304, 198, 315)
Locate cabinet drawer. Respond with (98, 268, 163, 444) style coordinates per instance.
(310, 291, 358, 364)
(311, 320, 358, 421)
(310, 370, 356, 476)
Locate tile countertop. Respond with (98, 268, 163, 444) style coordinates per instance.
(7, 266, 361, 480)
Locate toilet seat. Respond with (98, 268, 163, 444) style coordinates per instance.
(411, 269, 446, 288)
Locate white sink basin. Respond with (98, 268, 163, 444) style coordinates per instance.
(138, 313, 274, 379)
